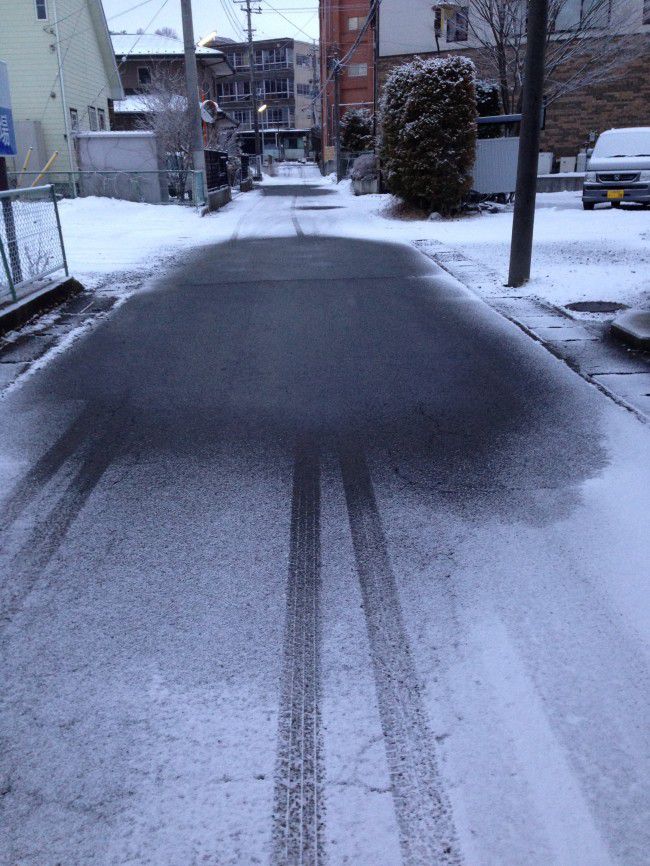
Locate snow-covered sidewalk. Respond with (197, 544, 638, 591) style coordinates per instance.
(325, 181, 650, 312)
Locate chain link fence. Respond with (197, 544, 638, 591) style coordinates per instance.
(0, 185, 68, 304)
(7, 170, 206, 207)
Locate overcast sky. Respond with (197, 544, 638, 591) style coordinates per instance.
(103, 0, 320, 45)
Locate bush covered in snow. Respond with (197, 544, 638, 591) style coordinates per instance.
(351, 153, 378, 181)
(340, 108, 374, 153)
(379, 56, 477, 215)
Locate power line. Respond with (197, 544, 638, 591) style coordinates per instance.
(258, 0, 315, 40)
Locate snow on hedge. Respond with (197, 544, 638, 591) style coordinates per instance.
(379, 56, 477, 215)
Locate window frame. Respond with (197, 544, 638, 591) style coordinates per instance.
(69, 107, 79, 131)
(446, 6, 469, 42)
(35, 0, 48, 20)
(137, 66, 152, 87)
(88, 106, 98, 131)
(97, 107, 106, 130)
(348, 63, 368, 78)
(348, 16, 361, 30)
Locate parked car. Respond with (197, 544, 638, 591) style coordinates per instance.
(582, 127, 650, 210)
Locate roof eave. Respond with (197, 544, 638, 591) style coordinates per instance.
(88, 0, 124, 99)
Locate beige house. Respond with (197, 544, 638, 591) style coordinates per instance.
(0, 0, 123, 174)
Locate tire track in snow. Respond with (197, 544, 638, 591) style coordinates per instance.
(272, 437, 325, 865)
(339, 445, 462, 866)
(0, 407, 95, 535)
(1, 415, 127, 622)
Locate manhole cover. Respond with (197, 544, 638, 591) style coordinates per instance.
(565, 301, 628, 313)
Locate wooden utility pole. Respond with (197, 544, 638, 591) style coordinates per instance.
(180, 0, 206, 199)
(241, 0, 262, 157)
(507, 0, 549, 286)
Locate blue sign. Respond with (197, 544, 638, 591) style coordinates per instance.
(0, 61, 17, 157)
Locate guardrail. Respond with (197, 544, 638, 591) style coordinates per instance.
(0, 185, 68, 305)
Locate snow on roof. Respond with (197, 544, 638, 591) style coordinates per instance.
(112, 95, 149, 113)
(111, 33, 225, 59)
(113, 94, 186, 113)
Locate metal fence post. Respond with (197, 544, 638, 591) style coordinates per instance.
(51, 184, 68, 277)
(0, 234, 17, 302)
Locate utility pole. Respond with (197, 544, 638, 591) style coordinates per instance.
(372, 1, 380, 140)
(333, 56, 342, 182)
(507, 0, 549, 287)
(241, 0, 262, 157)
(180, 0, 206, 200)
(51, 0, 77, 194)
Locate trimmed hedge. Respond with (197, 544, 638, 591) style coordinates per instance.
(379, 56, 477, 215)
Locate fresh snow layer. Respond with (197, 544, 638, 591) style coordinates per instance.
(1, 163, 650, 866)
(57, 168, 649, 312)
(326, 182, 650, 310)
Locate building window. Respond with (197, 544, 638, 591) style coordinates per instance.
(554, 0, 611, 30)
(348, 63, 368, 78)
(263, 78, 290, 98)
(137, 66, 151, 86)
(227, 50, 248, 69)
(217, 82, 237, 101)
(267, 107, 288, 125)
(296, 83, 311, 96)
(348, 16, 361, 30)
(98, 107, 106, 130)
(644, 0, 650, 22)
(296, 53, 311, 67)
(447, 6, 469, 41)
(35, 0, 47, 19)
(255, 47, 289, 69)
(233, 109, 251, 128)
(88, 106, 98, 131)
(69, 107, 78, 131)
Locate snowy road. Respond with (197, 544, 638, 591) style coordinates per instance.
(1, 166, 649, 865)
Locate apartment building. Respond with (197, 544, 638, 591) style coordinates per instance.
(210, 37, 319, 159)
(110, 33, 231, 131)
(0, 0, 123, 173)
(319, 0, 375, 162)
(377, 0, 650, 157)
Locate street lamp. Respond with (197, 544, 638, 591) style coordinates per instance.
(258, 103, 267, 163)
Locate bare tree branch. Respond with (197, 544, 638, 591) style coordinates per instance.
(467, 0, 637, 112)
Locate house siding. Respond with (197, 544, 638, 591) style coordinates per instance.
(0, 0, 116, 173)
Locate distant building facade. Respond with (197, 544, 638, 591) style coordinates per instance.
(209, 37, 319, 159)
(0, 0, 123, 173)
(110, 33, 232, 131)
(377, 0, 650, 158)
(318, 0, 375, 163)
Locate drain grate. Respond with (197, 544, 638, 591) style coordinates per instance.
(565, 301, 628, 313)
(295, 205, 343, 210)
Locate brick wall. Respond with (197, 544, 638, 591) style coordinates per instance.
(378, 34, 650, 158)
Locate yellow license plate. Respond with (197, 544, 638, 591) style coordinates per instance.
(607, 189, 624, 200)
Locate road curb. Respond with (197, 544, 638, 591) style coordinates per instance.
(412, 240, 650, 423)
(0, 277, 84, 336)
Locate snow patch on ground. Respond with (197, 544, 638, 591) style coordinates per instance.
(57, 194, 253, 288)
(320, 182, 650, 310)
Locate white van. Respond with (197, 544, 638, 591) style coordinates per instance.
(582, 127, 650, 210)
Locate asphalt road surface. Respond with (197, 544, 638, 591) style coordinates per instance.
(1, 169, 649, 866)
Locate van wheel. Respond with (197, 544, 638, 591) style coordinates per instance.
(582, 201, 595, 210)
(610, 201, 620, 208)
